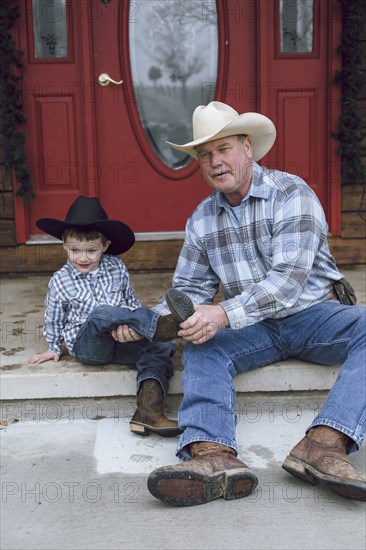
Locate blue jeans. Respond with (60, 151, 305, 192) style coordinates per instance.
(73, 305, 175, 395)
(177, 301, 366, 459)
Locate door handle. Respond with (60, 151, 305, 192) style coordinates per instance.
(98, 73, 123, 87)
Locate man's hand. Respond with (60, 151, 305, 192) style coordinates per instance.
(112, 325, 144, 343)
(178, 304, 229, 344)
(28, 351, 61, 364)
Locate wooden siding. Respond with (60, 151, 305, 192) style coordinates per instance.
(0, 234, 365, 276)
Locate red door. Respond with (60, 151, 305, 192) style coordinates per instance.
(14, 0, 341, 240)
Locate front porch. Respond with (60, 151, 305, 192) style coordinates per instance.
(1, 266, 364, 409)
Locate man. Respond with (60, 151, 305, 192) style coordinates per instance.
(117, 101, 366, 506)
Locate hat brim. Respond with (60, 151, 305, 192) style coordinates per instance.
(36, 218, 135, 255)
(166, 112, 276, 161)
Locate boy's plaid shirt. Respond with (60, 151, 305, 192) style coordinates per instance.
(154, 162, 343, 329)
(43, 254, 141, 355)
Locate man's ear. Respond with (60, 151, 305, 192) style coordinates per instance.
(244, 137, 253, 158)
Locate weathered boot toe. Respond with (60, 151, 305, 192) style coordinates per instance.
(282, 430, 366, 501)
(147, 442, 258, 506)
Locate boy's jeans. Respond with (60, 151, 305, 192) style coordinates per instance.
(73, 305, 175, 395)
(177, 301, 366, 459)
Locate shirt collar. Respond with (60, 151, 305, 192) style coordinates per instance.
(66, 254, 111, 279)
(215, 162, 270, 212)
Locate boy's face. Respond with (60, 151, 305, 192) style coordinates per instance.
(63, 237, 111, 273)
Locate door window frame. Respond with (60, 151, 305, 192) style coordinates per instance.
(26, 0, 74, 63)
(119, 0, 228, 180)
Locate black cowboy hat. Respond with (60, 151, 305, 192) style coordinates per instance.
(36, 196, 135, 255)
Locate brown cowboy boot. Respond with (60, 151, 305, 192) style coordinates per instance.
(153, 289, 195, 342)
(282, 426, 366, 501)
(147, 441, 258, 506)
(153, 314, 184, 342)
(130, 379, 183, 437)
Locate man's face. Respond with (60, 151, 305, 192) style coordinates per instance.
(195, 135, 253, 205)
(63, 237, 110, 273)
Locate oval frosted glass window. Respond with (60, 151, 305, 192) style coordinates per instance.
(129, 0, 218, 170)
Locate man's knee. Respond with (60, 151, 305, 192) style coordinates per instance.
(182, 338, 221, 365)
(351, 307, 366, 341)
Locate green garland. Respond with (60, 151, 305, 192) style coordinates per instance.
(0, 0, 35, 202)
(334, 0, 366, 186)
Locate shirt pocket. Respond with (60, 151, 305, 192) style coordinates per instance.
(69, 288, 95, 319)
(104, 283, 127, 306)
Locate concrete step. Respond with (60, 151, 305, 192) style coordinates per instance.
(1, 267, 364, 402)
(0, 357, 341, 400)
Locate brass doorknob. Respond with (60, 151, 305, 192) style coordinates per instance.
(98, 73, 123, 87)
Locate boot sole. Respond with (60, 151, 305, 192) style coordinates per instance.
(129, 421, 183, 438)
(166, 289, 195, 322)
(282, 455, 366, 501)
(147, 467, 258, 506)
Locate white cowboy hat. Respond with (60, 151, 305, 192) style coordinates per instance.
(167, 101, 276, 161)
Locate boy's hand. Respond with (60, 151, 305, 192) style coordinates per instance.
(112, 325, 144, 343)
(28, 351, 61, 364)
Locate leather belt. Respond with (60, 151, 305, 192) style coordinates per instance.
(327, 292, 337, 301)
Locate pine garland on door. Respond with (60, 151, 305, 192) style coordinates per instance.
(334, 0, 366, 186)
(0, 1, 35, 202)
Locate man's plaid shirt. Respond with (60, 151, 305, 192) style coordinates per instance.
(43, 254, 141, 355)
(155, 162, 343, 329)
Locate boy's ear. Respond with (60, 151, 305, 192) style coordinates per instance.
(103, 240, 112, 252)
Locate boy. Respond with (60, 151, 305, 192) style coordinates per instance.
(29, 196, 194, 437)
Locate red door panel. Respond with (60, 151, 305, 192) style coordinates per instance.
(16, 1, 97, 240)
(258, 0, 341, 233)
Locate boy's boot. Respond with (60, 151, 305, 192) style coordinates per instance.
(153, 289, 195, 342)
(282, 426, 366, 501)
(130, 379, 183, 437)
(147, 441, 258, 506)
